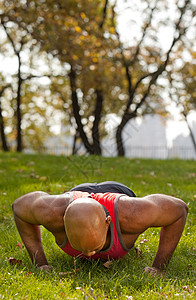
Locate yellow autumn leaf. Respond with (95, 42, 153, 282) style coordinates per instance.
(92, 57, 98, 63)
(80, 12, 86, 19)
(96, 41, 101, 47)
(103, 260, 113, 269)
(75, 26, 82, 33)
(72, 55, 78, 60)
(109, 27, 115, 34)
(39, 176, 47, 181)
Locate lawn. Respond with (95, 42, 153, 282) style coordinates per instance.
(0, 152, 195, 299)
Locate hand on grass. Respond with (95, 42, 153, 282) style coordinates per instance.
(39, 265, 53, 272)
(144, 267, 161, 276)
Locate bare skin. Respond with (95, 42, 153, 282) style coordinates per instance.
(64, 199, 111, 256)
(12, 191, 188, 275)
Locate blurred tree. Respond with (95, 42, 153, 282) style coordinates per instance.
(112, 0, 195, 156)
(0, 82, 11, 151)
(0, 0, 195, 156)
(0, 14, 51, 151)
(1, 21, 24, 151)
(168, 50, 196, 151)
(1, 0, 123, 154)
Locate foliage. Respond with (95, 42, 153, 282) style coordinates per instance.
(0, 153, 196, 299)
(167, 50, 196, 150)
(0, 12, 54, 151)
(168, 50, 196, 115)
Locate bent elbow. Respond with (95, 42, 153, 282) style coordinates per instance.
(180, 202, 188, 221)
(12, 199, 20, 216)
(12, 201, 16, 213)
(12, 201, 17, 216)
(184, 203, 188, 216)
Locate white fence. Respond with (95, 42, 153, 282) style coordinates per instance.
(27, 145, 196, 160)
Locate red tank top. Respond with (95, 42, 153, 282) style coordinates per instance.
(58, 191, 132, 260)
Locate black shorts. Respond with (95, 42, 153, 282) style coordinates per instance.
(70, 181, 136, 197)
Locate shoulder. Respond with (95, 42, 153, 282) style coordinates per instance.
(118, 194, 188, 215)
(118, 195, 155, 214)
(31, 193, 71, 225)
(13, 191, 49, 214)
(12, 191, 50, 224)
(12, 192, 71, 226)
(118, 194, 188, 234)
(117, 195, 155, 233)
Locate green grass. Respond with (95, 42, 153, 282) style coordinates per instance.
(0, 152, 195, 299)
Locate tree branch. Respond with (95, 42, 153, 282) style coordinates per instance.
(129, 1, 158, 67)
(1, 22, 19, 56)
(129, 0, 191, 115)
(111, 3, 132, 95)
(100, 0, 109, 29)
(0, 84, 11, 97)
(23, 74, 52, 81)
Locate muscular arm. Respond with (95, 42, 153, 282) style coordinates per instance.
(150, 195, 188, 270)
(120, 194, 188, 272)
(152, 213, 187, 270)
(12, 192, 49, 267)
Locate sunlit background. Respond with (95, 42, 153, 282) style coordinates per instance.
(0, 0, 195, 158)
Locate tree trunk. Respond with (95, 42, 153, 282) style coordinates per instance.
(2, 23, 23, 152)
(72, 130, 81, 155)
(92, 89, 103, 155)
(116, 111, 136, 156)
(15, 51, 23, 152)
(183, 111, 196, 153)
(116, 125, 125, 157)
(69, 67, 94, 154)
(0, 100, 9, 151)
(16, 74, 23, 152)
(72, 131, 77, 155)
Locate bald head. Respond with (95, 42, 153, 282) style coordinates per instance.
(64, 198, 111, 256)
